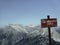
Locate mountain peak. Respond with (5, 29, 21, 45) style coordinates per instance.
(26, 24, 38, 27)
(6, 24, 28, 33)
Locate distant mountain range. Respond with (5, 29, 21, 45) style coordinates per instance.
(0, 24, 60, 45)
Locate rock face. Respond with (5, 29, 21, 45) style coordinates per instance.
(14, 34, 49, 45)
(15, 35, 60, 45)
(0, 24, 60, 45)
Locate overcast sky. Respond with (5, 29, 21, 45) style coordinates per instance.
(0, 0, 60, 27)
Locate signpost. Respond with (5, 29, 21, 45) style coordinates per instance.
(41, 15, 57, 45)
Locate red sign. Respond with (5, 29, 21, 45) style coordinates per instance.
(41, 18, 57, 28)
(41, 16, 57, 45)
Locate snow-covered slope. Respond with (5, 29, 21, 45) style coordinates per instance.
(0, 24, 60, 45)
(0, 24, 28, 45)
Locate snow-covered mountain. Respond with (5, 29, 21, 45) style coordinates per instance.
(0, 24, 60, 45)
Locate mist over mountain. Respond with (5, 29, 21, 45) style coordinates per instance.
(0, 24, 60, 45)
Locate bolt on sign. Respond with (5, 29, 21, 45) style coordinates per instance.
(41, 18, 57, 28)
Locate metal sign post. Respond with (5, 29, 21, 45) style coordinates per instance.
(41, 15, 57, 45)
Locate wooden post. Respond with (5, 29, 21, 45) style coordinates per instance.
(47, 15, 52, 45)
(41, 15, 57, 45)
